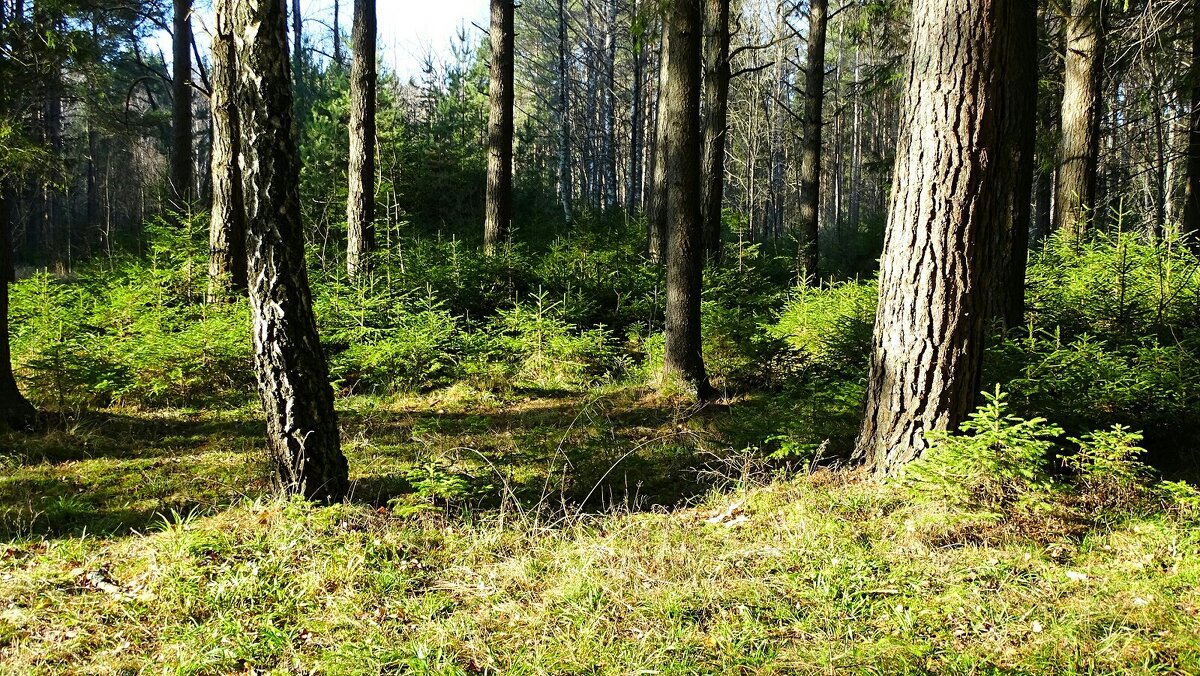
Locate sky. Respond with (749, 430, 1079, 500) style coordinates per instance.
(170, 2, 490, 80)
(299, 0, 490, 79)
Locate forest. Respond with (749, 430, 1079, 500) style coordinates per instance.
(2, 0, 1200, 672)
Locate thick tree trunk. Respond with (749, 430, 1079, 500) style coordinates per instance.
(854, 0, 1027, 475)
(346, 0, 377, 275)
(484, 0, 514, 254)
(648, 20, 670, 262)
(796, 0, 827, 284)
(1182, 0, 1200, 248)
(208, 0, 247, 302)
(701, 0, 730, 260)
(229, 0, 348, 502)
(171, 0, 193, 207)
(0, 188, 35, 431)
(661, 0, 713, 400)
(1055, 0, 1104, 239)
(557, 0, 573, 225)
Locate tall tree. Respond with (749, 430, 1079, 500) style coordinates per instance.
(795, 0, 828, 284)
(346, 0, 376, 277)
(1055, 0, 1104, 238)
(484, 0, 515, 254)
(207, 0, 246, 301)
(627, 0, 648, 214)
(701, 0, 730, 259)
(648, 19, 670, 262)
(556, 0, 573, 224)
(228, 0, 349, 501)
(1182, 0, 1200, 248)
(854, 0, 1032, 474)
(661, 0, 713, 400)
(171, 0, 193, 207)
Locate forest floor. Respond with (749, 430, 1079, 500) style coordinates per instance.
(2, 386, 1199, 674)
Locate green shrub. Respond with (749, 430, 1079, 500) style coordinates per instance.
(903, 387, 1061, 519)
(771, 279, 877, 374)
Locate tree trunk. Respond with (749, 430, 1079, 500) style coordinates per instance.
(557, 0, 574, 225)
(854, 0, 1028, 475)
(796, 0, 828, 284)
(208, 0, 247, 302)
(1055, 0, 1104, 239)
(661, 0, 713, 400)
(229, 0, 348, 502)
(333, 0, 343, 67)
(701, 0, 729, 260)
(171, 0, 193, 207)
(484, 0, 514, 254)
(346, 0, 377, 276)
(603, 0, 619, 209)
(648, 19, 670, 262)
(0, 188, 35, 431)
(628, 0, 647, 214)
(1182, 0, 1200, 248)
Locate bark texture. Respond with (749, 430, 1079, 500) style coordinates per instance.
(701, 0, 730, 260)
(1055, 0, 1104, 238)
(796, 0, 828, 284)
(171, 0, 193, 206)
(230, 0, 348, 502)
(346, 0, 376, 276)
(1183, 0, 1200, 248)
(854, 0, 1025, 474)
(661, 0, 712, 400)
(484, 0, 514, 254)
(208, 0, 247, 301)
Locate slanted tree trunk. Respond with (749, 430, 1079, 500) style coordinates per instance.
(346, 0, 377, 276)
(208, 0, 246, 302)
(557, 0, 573, 225)
(1055, 0, 1104, 239)
(854, 0, 1028, 475)
(1182, 0, 1200, 248)
(171, 0, 193, 207)
(701, 0, 730, 260)
(229, 0, 348, 502)
(484, 0, 514, 254)
(661, 0, 713, 400)
(0, 188, 35, 431)
(796, 0, 828, 284)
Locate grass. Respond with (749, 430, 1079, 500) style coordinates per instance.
(2, 386, 1199, 674)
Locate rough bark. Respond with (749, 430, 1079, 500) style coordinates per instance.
(208, 0, 247, 302)
(229, 0, 348, 502)
(796, 0, 828, 284)
(333, 0, 343, 67)
(1182, 0, 1200, 248)
(171, 0, 193, 207)
(701, 0, 730, 260)
(0, 188, 35, 431)
(346, 0, 377, 275)
(484, 0, 514, 254)
(1055, 0, 1104, 239)
(661, 0, 713, 400)
(854, 0, 1025, 475)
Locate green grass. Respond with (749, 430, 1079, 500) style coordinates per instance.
(2, 387, 1199, 674)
